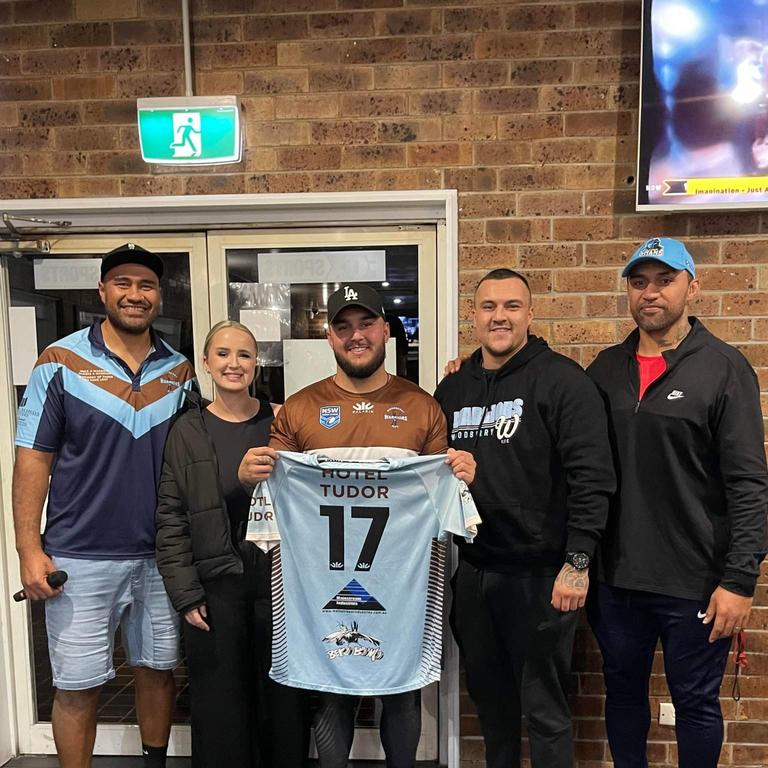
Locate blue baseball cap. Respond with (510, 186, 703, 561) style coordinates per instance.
(621, 237, 696, 278)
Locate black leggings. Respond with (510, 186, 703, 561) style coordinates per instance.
(313, 691, 421, 768)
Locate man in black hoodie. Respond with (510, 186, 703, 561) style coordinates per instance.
(586, 237, 768, 768)
(434, 268, 615, 768)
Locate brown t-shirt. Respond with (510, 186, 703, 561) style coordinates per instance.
(270, 375, 448, 458)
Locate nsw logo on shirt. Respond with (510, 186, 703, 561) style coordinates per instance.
(319, 405, 341, 429)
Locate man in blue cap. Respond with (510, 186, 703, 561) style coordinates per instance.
(586, 237, 768, 768)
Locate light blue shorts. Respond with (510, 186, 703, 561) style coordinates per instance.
(45, 556, 180, 691)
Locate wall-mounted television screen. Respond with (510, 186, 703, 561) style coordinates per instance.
(637, 0, 768, 210)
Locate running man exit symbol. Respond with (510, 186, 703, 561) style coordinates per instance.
(171, 113, 201, 158)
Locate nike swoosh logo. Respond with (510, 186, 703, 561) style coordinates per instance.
(697, 611, 707, 619)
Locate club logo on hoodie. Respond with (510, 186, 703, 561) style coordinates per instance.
(451, 399, 524, 444)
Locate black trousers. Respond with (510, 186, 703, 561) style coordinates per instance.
(184, 542, 310, 768)
(451, 560, 578, 768)
(588, 583, 731, 768)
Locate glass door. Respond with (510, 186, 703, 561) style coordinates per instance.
(207, 226, 439, 761)
(0, 234, 209, 757)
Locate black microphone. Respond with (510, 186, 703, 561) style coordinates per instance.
(13, 570, 68, 602)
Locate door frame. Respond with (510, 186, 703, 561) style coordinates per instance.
(0, 234, 209, 757)
(207, 225, 439, 761)
(0, 190, 461, 766)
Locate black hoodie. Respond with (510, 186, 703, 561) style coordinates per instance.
(434, 336, 615, 574)
(587, 318, 768, 600)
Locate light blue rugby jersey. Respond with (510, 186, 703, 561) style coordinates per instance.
(249, 450, 480, 696)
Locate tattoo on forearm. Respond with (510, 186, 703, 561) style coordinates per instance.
(557, 565, 588, 591)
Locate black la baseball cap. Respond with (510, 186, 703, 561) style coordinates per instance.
(100, 242, 164, 281)
(327, 283, 385, 324)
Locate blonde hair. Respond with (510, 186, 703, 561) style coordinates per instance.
(202, 320, 258, 358)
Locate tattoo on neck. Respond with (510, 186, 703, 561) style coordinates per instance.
(656, 323, 689, 351)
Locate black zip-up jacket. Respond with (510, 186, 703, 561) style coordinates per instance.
(155, 390, 245, 614)
(587, 318, 768, 600)
(434, 336, 615, 574)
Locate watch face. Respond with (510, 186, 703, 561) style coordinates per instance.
(568, 552, 590, 570)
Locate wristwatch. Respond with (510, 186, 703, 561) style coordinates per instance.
(565, 551, 590, 571)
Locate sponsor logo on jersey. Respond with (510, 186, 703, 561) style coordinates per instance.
(319, 405, 341, 429)
(324, 579, 386, 612)
(451, 399, 524, 443)
(384, 406, 407, 428)
(353, 401, 374, 414)
(323, 621, 384, 661)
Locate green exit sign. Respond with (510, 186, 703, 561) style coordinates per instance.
(136, 96, 242, 165)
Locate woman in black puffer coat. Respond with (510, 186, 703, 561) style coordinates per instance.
(156, 320, 308, 768)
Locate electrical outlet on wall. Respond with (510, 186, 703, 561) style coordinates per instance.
(659, 702, 676, 726)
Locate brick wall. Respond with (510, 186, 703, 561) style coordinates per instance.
(1, 0, 768, 765)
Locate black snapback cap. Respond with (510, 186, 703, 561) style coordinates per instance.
(100, 242, 164, 281)
(327, 283, 385, 324)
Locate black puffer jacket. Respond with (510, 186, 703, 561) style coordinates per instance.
(155, 390, 244, 614)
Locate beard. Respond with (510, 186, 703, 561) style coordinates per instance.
(104, 302, 158, 335)
(631, 304, 683, 333)
(334, 344, 386, 379)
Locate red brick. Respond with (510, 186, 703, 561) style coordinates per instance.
(342, 38, 409, 64)
(474, 141, 531, 166)
(378, 119, 441, 143)
(243, 15, 309, 41)
(575, 2, 642, 28)
(189, 17, 242, 43)
(444, 62, 509, 87)
(277, 41, 344, 66)
(474, 32, 542, 59)
(21, 49, 88, 76)
(98, 47, 147, 72)
(54, 125, 118, 152)
(444, 8, 503, 34)
(518, 191, 583, 217)
(499, 114, 563, 140)
(499, 166, 566, 191)
(375, 10, 439, 36)
(308, 67, 372, 92)
(504, 4, 574, 32)
(485, 219, 532, 244)
(246, 69, 309, 95)
(374, 64, 440, 90)
(410, 91, 473, 115)
(342, 145, 406, 169)
(309, 12, 375, 38)
(275, 94, 338, 119)
(698, 267, 758, 291)
(197, 42, 276, 69)
(408, 143, 473, 167)
(519, 243, 583, 268)
(19, 104, 80, 127)
(49, 164, 106, 193)
(15, 0, 75, 23)
(0, 25, 48, 49)
(555, 218, 619, 242)
(117, 72, 182, 98)
(53, 75, 116, 100)
(541, 29, 640, 58)
(23, 150, 87, 176)
(246, 122, 309, 147)
(48, 22, 111, 47)
(723, 294, 768, 316)
(443, 116, 497, 142)
(554, 269, 619, 293)
(459, 244, 518, 270)
(2, 179, 57, 198)
(113, 20, 179, 45)
(0, 128, 52, 152)
(574, 57, 641, 84)
(723, 240, 768, 264)
(406, 35, 474, 62)
(445, 167, 497, 193)
(121, 175, 184, 196)
(276, 146, 342, 171)
(341, 94, 406, 117)
(184, 175, 246, 195)
(310, 120, 377, 145)
(459, 193, 516, 219)
(474, 88, 539, 114)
